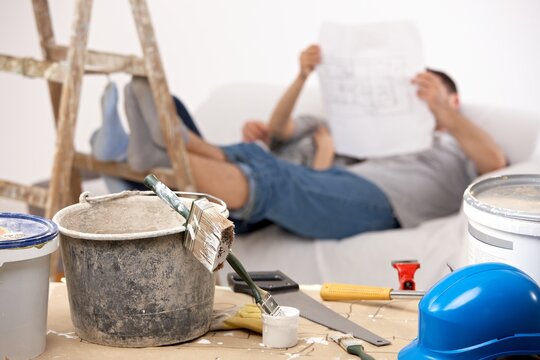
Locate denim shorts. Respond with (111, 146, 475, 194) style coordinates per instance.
(221, 143, 399, 239)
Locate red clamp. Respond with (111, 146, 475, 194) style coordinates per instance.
(392, 260, 421, 290)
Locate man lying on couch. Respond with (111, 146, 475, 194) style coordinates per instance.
(121, 44, 507, 239)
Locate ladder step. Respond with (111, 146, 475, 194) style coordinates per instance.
(0, 180, 48, 208)
(0, 54, 65, 82)
(73, 152, 177, 189)
(0, 49, 146, 82)
(48, 45, 146, 76)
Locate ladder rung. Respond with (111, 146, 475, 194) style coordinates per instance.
(0, 54, 65, 82)
(48, 45, 146, 76)
(0, 180, 48, 208)
(73, 152, 177, 189)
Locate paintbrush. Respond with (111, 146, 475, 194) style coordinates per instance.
(226, 252, 284, 316)
(143, 174, 234, 272)
(144, 174, 283, 316)
(329, 332, 375, 360)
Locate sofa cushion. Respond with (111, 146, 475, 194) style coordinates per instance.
(461, 104, 540, 164)
(196, 84, 540, 165)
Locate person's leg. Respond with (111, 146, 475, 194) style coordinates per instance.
(263, 165, 399, 238)
(91, 82, 129, 162)
(90, 82, 135, 192)
(188, 152, 249, 209)
(130, 77, 225, 162)
(186, 132, 226, 161)
(124, 81, 171, 172)
(172, 95, 202, 137)
(199, 143, 398, 239)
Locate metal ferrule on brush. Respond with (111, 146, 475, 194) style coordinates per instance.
(258, 289, 284, 317)
(184, 200, 205, 252)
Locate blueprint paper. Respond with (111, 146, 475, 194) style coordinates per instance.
(318, 22, 435, 158)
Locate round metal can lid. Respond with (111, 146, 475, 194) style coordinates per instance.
(464, 175, 540, 222)
(0, 212, 58, 249)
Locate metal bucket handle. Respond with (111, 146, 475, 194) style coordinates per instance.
(79, 190, 228, 215)
(53, 191, 229, 241)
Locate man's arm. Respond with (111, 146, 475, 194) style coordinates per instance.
(413, 72, 507, 175)
(434, 108, 507, 174)
(311, 126, 335, 170)
(267, 45, 322, 140)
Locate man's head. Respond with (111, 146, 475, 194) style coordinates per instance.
(426, 68, 460, 110)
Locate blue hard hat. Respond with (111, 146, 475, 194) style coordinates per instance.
(399, 263, 540, 359)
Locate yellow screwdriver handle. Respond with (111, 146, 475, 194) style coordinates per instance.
(320, 283, 393, 301)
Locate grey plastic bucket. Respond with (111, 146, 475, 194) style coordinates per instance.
(52, 191, 228, 347)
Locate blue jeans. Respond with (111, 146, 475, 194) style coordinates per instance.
(222, 143, 399, 239)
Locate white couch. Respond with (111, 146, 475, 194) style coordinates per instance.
(194, 83, 540, 289)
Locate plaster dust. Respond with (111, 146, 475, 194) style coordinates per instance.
(303, 337, 329, 345)
(47, 330, 79, 340)
(475, 184, 540, 213)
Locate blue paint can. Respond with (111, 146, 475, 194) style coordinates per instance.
(0, 213, 59, 360)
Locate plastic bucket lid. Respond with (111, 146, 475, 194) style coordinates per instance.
(0, 213, 59, 266)
(463, 175, 540, 236)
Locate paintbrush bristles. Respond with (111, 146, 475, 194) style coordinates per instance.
(186, 198, 234, 272)
(144, 174, 234, 272)
(194, 210, 234, 272)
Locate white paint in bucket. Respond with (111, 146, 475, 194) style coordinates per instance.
(0, 213, 59, 360)
(463, 175, 540, 283)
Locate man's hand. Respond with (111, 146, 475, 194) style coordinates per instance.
(413, 71, 507, 174)
(242, 120, 270, 144)
(412, 71, 451, 114)
(299, 45, 322, 79)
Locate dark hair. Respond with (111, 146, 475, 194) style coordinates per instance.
(427, 68, 458, 94)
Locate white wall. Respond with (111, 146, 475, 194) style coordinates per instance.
(1, 0, 540, 186)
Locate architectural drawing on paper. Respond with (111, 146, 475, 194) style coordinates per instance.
(321, 54, 412, 116)
(317, 21, 435, 158)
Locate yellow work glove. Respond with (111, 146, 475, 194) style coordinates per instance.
(211, 303, 262, 334)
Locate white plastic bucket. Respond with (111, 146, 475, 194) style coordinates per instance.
(463, 175, 540, 283)
(0, 213, 59, 360)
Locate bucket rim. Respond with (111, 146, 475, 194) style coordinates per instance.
(52, 191, 229, 241)
(463, 174, 540, 223)
(0, 212, 58, 249)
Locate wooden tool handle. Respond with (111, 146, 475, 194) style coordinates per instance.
(320, 283, 392, 301)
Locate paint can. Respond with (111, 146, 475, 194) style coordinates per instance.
(0, 213, 59, 360)
(262, 306, 300, 348)
(52, 191, 227, 347)
(463, 174, 540, 283)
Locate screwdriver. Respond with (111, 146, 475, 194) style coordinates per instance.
(320, 283, 425, 301)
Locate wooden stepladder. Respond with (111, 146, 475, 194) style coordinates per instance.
(0, 0, 196, 281)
